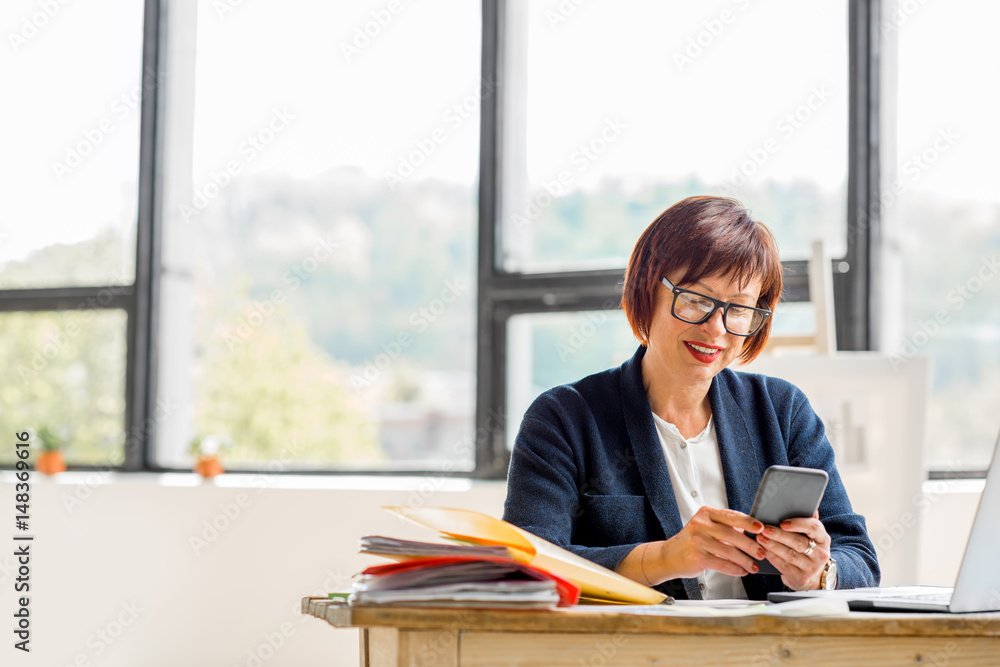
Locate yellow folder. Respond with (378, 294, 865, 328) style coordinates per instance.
(383, 506, 668, 605)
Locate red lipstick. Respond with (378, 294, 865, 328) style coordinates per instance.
(684, 340, 723, 363)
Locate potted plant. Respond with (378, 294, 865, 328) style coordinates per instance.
(189, 434, 232, 478)
(35, 426, 68, 475)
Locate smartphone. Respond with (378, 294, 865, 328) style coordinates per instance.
(748, 465, 829, 576)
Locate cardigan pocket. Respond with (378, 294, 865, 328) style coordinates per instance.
(578, 493, 650, 546)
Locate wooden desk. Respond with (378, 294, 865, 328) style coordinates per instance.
(302, 597, 1000, 666)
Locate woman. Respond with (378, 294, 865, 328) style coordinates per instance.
(502, 196, 879, 600)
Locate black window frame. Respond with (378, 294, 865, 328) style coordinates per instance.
(9, 0, 970, 480)
(0, 0, 161, 473)
(473, 0, 883, 479)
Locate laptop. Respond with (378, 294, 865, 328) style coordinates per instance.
(769, 430, 1000, 613)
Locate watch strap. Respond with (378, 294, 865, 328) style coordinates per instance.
(819, 558, 837, 590)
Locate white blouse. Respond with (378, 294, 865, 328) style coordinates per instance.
(650, 412, 749, 600)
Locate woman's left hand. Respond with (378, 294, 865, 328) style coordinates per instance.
(755, 511, 831, 591)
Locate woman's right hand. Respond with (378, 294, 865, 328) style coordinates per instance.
(652, 507, 766, 581)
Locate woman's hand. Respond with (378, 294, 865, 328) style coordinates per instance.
(654, 507, 766, 581)
(756, 511, 831, 590)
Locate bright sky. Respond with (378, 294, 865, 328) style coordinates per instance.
(1, 0, 142, 266)
(1, 0, 998, 266)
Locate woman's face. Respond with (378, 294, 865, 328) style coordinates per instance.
(645, 270, 764, 388)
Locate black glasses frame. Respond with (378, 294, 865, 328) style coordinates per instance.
(660, 277, 771, 337)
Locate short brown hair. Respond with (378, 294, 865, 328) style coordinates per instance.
(621, 196, 783, 364)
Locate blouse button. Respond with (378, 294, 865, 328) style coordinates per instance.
(690, 490, 699, 498)
(680, 442, 688, 449)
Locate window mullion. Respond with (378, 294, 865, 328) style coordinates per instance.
(840, 0, 880, 351)
(126, 0, 164, 471)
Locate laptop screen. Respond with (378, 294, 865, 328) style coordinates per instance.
(949, 431, 1000, 612)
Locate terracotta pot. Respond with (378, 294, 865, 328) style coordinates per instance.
(195, 454, 224, 478)
(36, 450, 66, 475)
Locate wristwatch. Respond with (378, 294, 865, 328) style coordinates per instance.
(819, 558, 838, 590)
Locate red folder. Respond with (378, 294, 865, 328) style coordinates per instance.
(359, 555, 581, 607)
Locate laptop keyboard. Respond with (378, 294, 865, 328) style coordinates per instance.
(878, 592, 952, 604)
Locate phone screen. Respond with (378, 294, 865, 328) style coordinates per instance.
(748, 465, 828, 575)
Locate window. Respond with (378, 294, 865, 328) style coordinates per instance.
(155, 0, 480, 471)
(487, 0, 869, 467)
(0, 311, 127, 465)
(501, 0, 849, 273)
(5, 1, 904, 477)
(505, 309, 635, 450)
(883, 0, 1000, 473)
(0, 0, 147, 467)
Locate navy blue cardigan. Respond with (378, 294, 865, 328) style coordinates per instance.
(502, 345, 880, 600)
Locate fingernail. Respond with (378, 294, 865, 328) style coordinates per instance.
(764, 526, 775, 535)
(752, 563, 760, 573)
(757, 549, 766, 559)
(752, 521, 764, 532)
(758, 535, 769, 544)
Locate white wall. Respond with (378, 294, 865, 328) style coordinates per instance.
(916, 480, 984, 586)
(0, 473, 982, 667)
(743, 354, 934, 587)
(0, 472, 506, 667)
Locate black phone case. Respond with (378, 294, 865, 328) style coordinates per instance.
(748, 465, 829, 576)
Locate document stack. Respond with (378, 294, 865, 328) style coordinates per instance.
(346, 506, 670, 607)
(349, 550, 579, 609)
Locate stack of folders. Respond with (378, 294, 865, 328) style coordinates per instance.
(359, 535, 511, 560)
(349, 553, 580, 609)
(346, 507, 671, 607)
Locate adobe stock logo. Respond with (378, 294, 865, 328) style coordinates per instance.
(383, 78, 498, 191)
(890, 254, 1000, 371)
(339, 0, 403, 63)
(672, 0, 753, 73)
(511, 117, 628, 234)
(179, 107, 295, 223)
(7, 0, 71, 53)
(50, 67, 162, 182)
(721, 84, 832, 194)
(350, 277, 469, 391)
(544, 0, 588, 30)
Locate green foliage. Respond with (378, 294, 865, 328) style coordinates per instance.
(195, 171, 477, 373)
(894, 195, 1000, 468)
(194, 283, 382, 466)
(3, 172, 997, 471)
(0, 228, 133, 289)
(0, 310, 126, 465)
(526, 178, 845, 270)
(36, 425, 69, 452)
(187, 433, 232, 459)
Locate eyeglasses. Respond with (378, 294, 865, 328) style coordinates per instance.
(660, 277, 771, 337)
